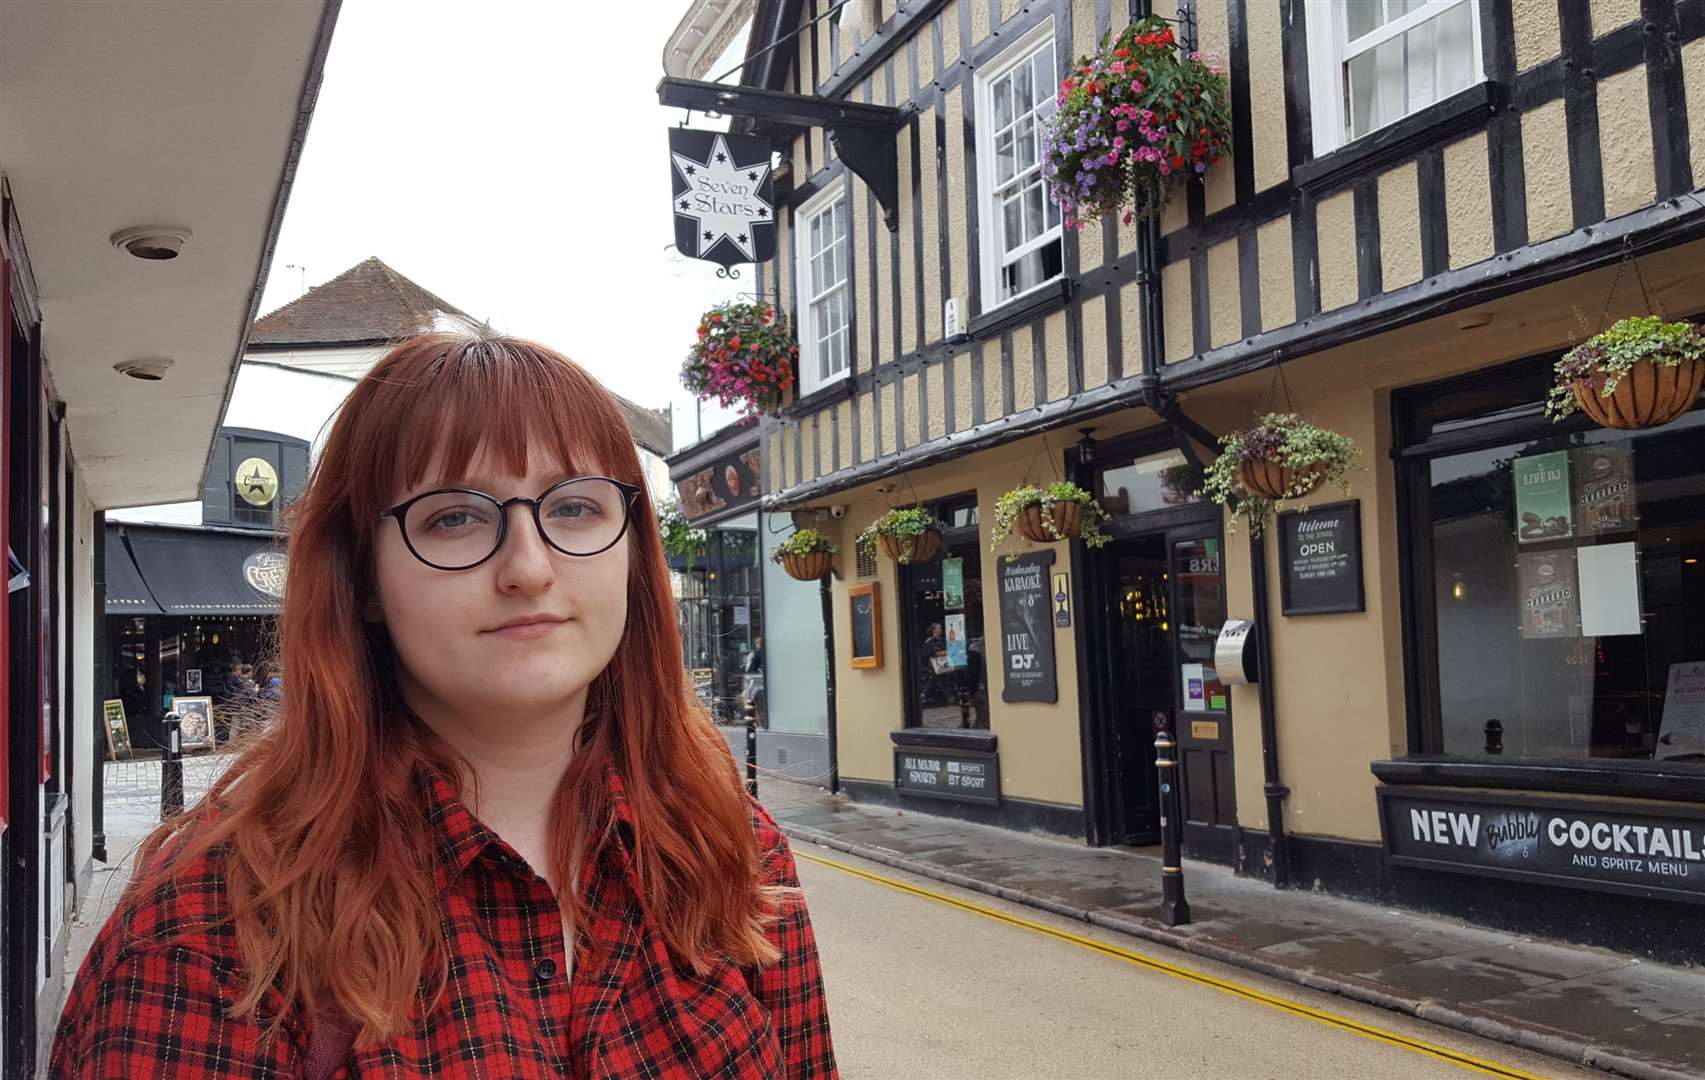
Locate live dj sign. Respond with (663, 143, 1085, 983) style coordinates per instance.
(668, 129, 776, 270)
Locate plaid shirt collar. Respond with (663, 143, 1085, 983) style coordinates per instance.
(416, 760, 638, 895)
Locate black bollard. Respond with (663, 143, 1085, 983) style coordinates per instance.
(1153, 711, 1191, 926)
(742, 699, 759, 798)
(160, 712, 184, 819)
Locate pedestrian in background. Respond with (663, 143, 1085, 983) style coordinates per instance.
(50, 331, 836, 1079)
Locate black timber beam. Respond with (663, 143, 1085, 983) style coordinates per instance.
(658, 76, 907, 232)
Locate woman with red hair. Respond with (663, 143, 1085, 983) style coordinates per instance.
(50, 332, 837, 1078)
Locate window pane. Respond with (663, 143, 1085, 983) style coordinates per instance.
(1172, 537, 1229, 716)
(1347, 35, 1406, 138)
(995, 129, 1016, 185)
(1003, 196, 1023, 253)
(1434, 0, 1476, 98)
(905, 535, 990, 730)
(1346, 1, 1477, 139)
(1025, 183, 1044, 239)
(810, 212, 823, 253)
(1424, 412, 1705, 760)
(1017, 115, 1037, 173)
(1014, 57, 1033, 115)
(1095, 451, 1205, 516)
(994, 79, 1013, 130)
(1032, 50, 1054, 101)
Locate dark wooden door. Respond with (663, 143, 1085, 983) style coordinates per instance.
(1166, 527, 1238, 863)
(1096, 535, 1171, 845)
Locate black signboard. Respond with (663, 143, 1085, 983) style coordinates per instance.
(1277, 500, 1365, 615)
(998, 550, 1057, 703)
(1378, 786, 1705, 905)
(849, 583, 881, 670)
(668, 129, 776, 270)
(893, 747, 1001, 805)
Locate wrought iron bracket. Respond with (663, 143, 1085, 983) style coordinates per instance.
(658, 76, 907, 232)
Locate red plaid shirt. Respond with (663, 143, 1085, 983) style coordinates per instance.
(50, 765, 836, 1078)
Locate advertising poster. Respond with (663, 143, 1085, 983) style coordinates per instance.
(1182, 663, 1208, 713)
(942, 557, 964, 611)
(998, 550, 1057, 703)
(174, 696, 216, 752)
(1518, 551, 1579, 639)
(1514, 451, 1573, 543)
(944, 613, 968, 669)
(1577, 542, 1642, 637)
(1573, 446, 1637, 535)
(1657, 661, 1705, 760)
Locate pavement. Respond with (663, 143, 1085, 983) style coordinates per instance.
(757, 776, 1705, 1080)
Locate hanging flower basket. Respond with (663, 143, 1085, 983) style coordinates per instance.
(657, 499, 707, 570)
(857, 508, 943, 565)
(1200, 413, 1360, 535)
(681, 301, 798, 419)
(990, 481, 1112, 550)
(1042, 16, 1232, 229)
(771, 528, 837, 581)
(1545, 316, 1705, 430)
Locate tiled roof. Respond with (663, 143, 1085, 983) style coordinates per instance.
(612, 394, 673, 457)
(249, 257, 474, 347)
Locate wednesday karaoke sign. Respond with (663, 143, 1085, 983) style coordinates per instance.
(668, 129, 775, 270)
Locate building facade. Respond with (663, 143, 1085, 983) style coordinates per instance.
(666, 0, 1705, 961)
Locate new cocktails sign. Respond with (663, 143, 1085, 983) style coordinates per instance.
(1378, 786, 1705, 904)
(668, 130, 775, 270)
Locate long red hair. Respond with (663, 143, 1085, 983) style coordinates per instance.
(130, 331, 774, 1043)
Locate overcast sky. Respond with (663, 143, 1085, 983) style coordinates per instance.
(256, 0, 748, 450)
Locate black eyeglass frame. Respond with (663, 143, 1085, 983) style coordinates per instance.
(379, 476, 645, 571)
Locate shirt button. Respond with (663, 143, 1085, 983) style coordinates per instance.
(535, 957, 558, 982)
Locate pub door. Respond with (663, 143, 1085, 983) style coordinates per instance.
(1094, 534, 1170, 845)
(1165, 526, 1238, 863)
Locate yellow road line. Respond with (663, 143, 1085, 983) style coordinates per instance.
(797, 849, 1550, 1080)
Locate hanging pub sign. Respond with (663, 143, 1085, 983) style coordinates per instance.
(668, 129, 775, 270)
(1277, 500, 1365, 616)
(998, 550, 1057, 703)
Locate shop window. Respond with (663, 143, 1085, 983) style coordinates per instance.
(1400, 361, 1705, 764)
(976, 22, 1061, 310)
(675, 519, 763, 725)
(1095, 449, 1205, 517)
(795, 187, 851, 395)
(901, 495, 989, 730)
(1305, 0, 1483, 156)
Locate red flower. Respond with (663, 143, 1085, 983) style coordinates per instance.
(1170, 154, 1185, 169)
(1115, 48, 1130, 59)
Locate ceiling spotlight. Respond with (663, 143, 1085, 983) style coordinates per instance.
(110, 226, 192, 261)
(114, 358, 173, 381)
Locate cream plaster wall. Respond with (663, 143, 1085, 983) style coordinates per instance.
(1082, 291, 1109, 389)
(1378, 161, 1422, 290)
(1597, 67, 1656, 220)
(1444, 132, 1494, 269)
(1207, 240, 1240, 348)
(1246, 0, 1289, 191)
(1257, 214, 1295, 332)
(1045, 309, 1069, 402)
(1316, 189, 1359, 312)
(1523, 98, 1573, 243)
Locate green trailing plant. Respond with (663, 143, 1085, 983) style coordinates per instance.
(856, 507, 941, 564)
(989, 481, 1112, 551)
(657, 499, 707, 569)
(1199, 412, 1360, 535)
(770, 528, 837, 562)
(1545, 315, 1705, 421)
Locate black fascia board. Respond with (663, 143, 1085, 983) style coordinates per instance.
(657, 77, 904, 135)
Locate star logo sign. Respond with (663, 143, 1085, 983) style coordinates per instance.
(671, 134, 773, 262)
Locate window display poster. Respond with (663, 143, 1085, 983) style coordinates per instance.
(1514, 451, 1573, 543)
(1182, 663, 1207, 712)
(942, 557, 964, 611)
(944, 613, 967, 668)
(1573, 446, 1636, 535)
(1577, 542, 1642, 637)
(1518, 550, 1579, 639)
(997, 550, 1057, 703)
(1657, 661, 1705, 760)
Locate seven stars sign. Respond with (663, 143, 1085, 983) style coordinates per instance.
(669, 129, 775, 270)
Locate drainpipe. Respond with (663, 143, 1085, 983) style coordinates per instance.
(1128, 0, 1289, 887)
(1247, 530, 1290, 886)
(820, 572, 839, 794)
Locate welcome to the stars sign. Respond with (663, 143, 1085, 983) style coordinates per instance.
(669, 129, 775, 270)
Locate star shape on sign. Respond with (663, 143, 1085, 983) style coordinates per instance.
(670, 133, 774, 262)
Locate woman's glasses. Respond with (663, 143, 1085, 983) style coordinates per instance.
(380, 476, 644, 571)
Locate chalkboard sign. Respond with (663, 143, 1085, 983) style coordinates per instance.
(893, 747, 1001, 805)
(102, 699, 132, 759)
(1278, 500, 1365, 615)
(998, 550, 1057, 703)
(849, 582, 882, 669)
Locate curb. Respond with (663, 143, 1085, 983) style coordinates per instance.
(782, 822, 1703, 1080)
